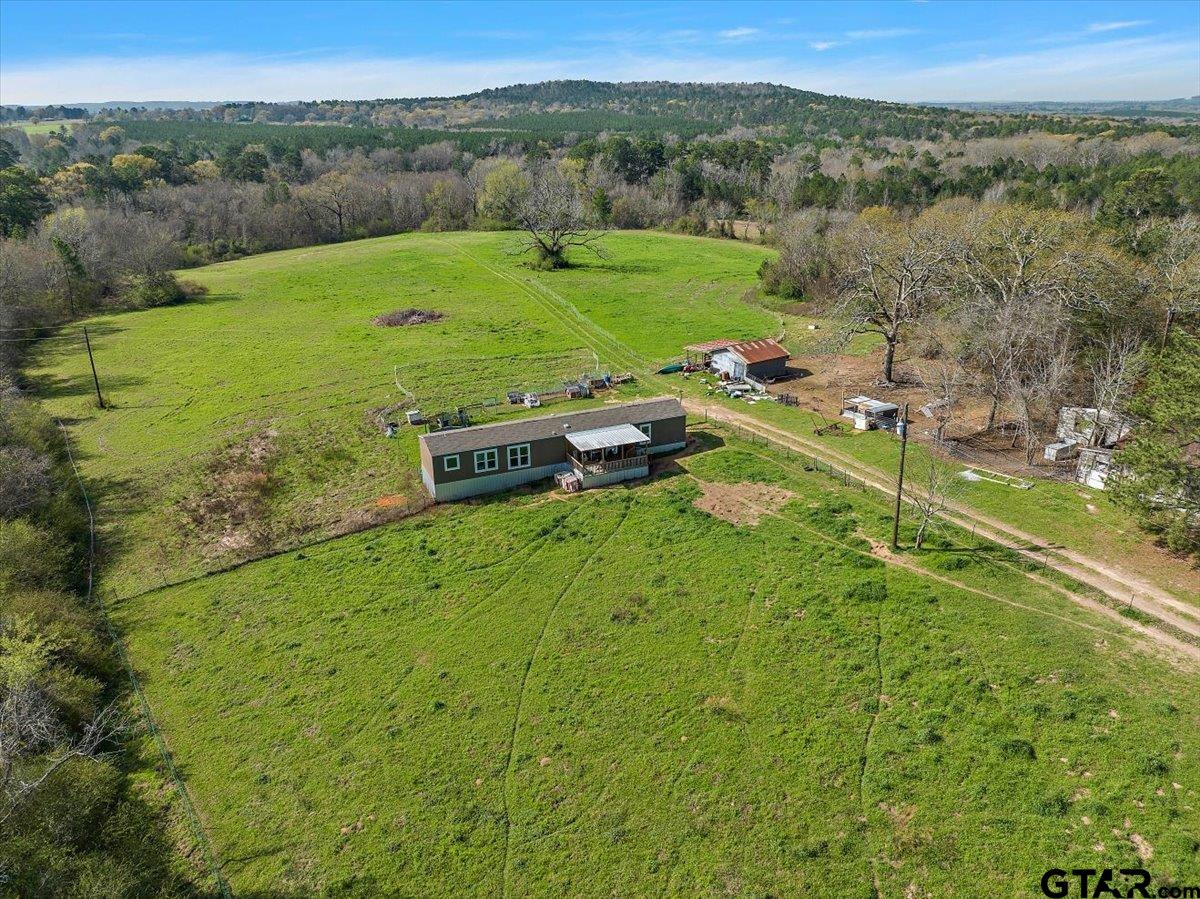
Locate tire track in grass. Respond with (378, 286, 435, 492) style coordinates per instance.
(657, 573, 767, 897)
(447, 496, 594, 628)
(523, 274, 657, 372)
(691, 438, 1199, 663)
(439, 240, 653, 377)
(500, 495, 634, 899)
(688, 402, 1200, 642)
(859, 606, 885, 899)
(438, 240, 611, 365)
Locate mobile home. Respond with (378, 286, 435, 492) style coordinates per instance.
(418, 397, 687, 501)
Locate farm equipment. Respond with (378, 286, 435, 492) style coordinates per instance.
(810, 413, 845, 436)
(507, 372, 612, 410)
(425, 398, 501, 431)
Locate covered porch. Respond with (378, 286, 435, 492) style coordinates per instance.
(565, 423, 651, 486)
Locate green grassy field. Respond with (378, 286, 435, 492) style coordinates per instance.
(119, 435, 1200, 895)
(15, 119, 76, 134)
(30, 230, 1200, 894)
(30, 231, 774, 596)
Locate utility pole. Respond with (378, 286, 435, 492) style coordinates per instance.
(82, 326, 104, 409)
(891, 402, 909, 550)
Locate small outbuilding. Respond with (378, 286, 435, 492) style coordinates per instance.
(841, 395, 900, 430)
(1045, 406, 1136, 490)
(706, 338, 790, 383)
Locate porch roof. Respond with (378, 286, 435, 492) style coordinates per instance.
(565, 423, 651, 452)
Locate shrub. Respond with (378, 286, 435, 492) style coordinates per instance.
(843, 580, 887, 604)
(118, 271, 207, 309)
(999, 738, 1036, 761)
(0, 519, 70, 592)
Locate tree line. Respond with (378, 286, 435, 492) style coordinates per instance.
(760, 198, 1199, 555)
(0, 392, 193, 894)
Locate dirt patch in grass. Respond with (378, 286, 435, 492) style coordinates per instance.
(1130, 832, 1154, 862)
(372, 308, 444, 327)
(177, 431, 278, 559)
(864, 533, 898, 560)
(692, 480, 793, 526)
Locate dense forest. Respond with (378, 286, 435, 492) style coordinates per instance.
(1, 79, 1198, 893)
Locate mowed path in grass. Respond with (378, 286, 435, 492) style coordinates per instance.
(28, 231, 773, 596)
(122, 441, 1200, 895)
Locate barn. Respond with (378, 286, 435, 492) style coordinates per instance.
(418, 397, 687, 502)
(707, 338, 789, 383)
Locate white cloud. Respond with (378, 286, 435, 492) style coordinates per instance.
(1087, 20, 1151, 33)
(809, 41, 842, 52)
(845, 28, 920, 39)
(1, 34, 1195, 106)
(718, 27, 760, 40)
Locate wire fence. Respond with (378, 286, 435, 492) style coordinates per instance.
(56, 421, 233, 899)
(696, 409, 877, 495)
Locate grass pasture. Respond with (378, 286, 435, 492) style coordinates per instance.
(29, 231, 773, 595)
(28, 229, 1200, 894)
(120, 435, 1200, 895)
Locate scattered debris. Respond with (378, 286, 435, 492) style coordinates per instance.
(958, 467, 1033, 490)
(372, 309, 444, 327)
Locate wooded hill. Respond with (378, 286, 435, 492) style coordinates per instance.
(94, 80, 1200, 142)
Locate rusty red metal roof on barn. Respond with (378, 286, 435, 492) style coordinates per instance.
(728, 339, 791, 364)
(685, 338, 741, 353)
(691, 336, 792, 360)
(685, 338, 789, 363)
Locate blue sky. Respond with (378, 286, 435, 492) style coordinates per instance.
(1, 0, 1197, 104)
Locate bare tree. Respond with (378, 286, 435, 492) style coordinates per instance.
(0, 692, 127, 825)
(918, 360, 968, 444)
(831, 207, 958, 385)
(951, 203, 1112, 431)
(296, 171, 361, 240)
(0, 447, 51, 517)
(905, 455, 963, 549)
(1006, 340, 1074, 464)
(1145, 214, 1200, 348)
(510, 165, 608, 269)
(0, 613, 130, 825)
(1088, 331, 1146, 446)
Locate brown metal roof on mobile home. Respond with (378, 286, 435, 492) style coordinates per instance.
(419, 397, 685, 456)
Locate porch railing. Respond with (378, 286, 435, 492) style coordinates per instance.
(570, 454, 649, 476)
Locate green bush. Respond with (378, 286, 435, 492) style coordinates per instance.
(0, 519, 70, 592)
(119, 271, 207, 309)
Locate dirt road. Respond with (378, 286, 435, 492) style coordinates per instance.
(687, 399, 1200, 651)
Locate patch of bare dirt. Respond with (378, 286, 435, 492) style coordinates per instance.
(863, 533, 898, 560)
(1130, 833, 1154, 862)
(692, 480, 793, 526)
(177, 430, 279, 559)
(372, 308, 444, 327)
